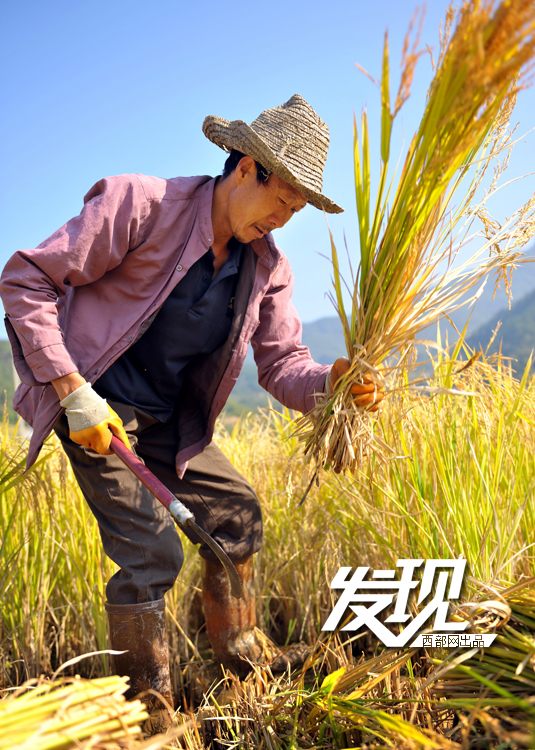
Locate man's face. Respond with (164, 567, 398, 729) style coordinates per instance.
(227, 157, 307, 244)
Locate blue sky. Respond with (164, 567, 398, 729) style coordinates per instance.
(1, 0, 534, 325)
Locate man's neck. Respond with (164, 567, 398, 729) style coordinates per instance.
(211, 176, 233, 259)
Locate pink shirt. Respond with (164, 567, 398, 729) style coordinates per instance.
(0, 173, 329, 469)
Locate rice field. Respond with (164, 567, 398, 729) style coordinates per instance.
(2, 2, 535, 746)
(1, 350, 534, 748)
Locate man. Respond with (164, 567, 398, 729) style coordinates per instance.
(0, 94, 382, 734)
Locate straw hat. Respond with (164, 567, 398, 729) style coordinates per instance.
(202, 94, 343, 214)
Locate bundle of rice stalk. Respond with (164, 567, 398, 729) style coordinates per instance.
(0, 675, 153, 750)
(430, 589, 535, 702)
(426, 585, 535, 745)
(297, 0, 535, 474)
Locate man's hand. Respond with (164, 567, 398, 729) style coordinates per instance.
(69, 405, 131, 454)
(57, 379, 130, 455)
(329, 357, 385, 412)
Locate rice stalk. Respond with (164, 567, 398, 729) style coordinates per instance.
(296, 0, 535, 474)
(424, 583, 535, 746)
(1, 350, 535, 744)
(0, 675, 148, 749)
(196, 658, 461, 750)
(430, 586, 535, 699)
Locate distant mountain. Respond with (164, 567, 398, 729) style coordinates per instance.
(466, 287, 535, 377)
(301, 317, 347, 363)
(419, 252, 535, 342)
(223, 365, 278, 417)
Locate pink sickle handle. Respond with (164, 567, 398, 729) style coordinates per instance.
(109, 436, 243, 599)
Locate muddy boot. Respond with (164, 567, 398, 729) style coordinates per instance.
(105, 599, 174, 736)
(201, 556, 309, 678)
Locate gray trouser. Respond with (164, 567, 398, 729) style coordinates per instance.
(54, 401, 263, 605)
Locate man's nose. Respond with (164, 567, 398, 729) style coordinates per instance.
(269, 209, 292, 229)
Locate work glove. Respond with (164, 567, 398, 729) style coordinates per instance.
(60, 382, 131, 455)
(328, 357, 385, 413)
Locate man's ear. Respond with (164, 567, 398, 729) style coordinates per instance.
(235, 155, 257, 184)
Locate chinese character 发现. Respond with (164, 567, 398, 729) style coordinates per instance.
(322, 559, 468, 647)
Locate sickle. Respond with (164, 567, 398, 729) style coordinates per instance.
(109, 436, 244, 599)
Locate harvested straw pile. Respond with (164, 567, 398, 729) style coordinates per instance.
(297, 0, 535, 474)
(0, 675, 167, 750)
(429, 586, 535, 747)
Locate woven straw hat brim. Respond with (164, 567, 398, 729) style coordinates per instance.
(203, 116, 343, 214)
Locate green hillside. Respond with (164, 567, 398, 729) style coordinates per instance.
(301, 317, 346, 363)
(419, 253, 535, 344)
(467, 287, 535, 377)
(223, 366, 282, 417)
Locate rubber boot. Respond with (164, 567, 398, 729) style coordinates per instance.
(105, 599, 174, 736)
(201, 556, 309, 678)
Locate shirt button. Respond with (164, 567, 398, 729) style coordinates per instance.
(127, 336, 132, 342)
(176, 264, 183, 272)
(202, 276, 209, 283)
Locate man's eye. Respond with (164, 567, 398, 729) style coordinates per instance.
(279, 197, 287, 205)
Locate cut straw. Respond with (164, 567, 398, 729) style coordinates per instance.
(296, 0, 535, 474)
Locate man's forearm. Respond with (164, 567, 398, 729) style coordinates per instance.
(51, 372, 87, 401)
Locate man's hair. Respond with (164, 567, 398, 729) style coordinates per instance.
(222, 149, 270, 184)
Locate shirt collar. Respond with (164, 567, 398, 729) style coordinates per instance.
(227, 236, 243, 271)
(196, 177, 217, 249)
(210, 238, 242, 284)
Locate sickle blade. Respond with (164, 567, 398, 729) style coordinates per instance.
(184, 519, 244, 599)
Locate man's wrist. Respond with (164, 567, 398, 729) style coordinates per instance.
(60, 382, 109, 432)
(51, 372, 87, 401)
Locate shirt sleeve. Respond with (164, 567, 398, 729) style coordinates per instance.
(0, 175, 149, 384)
(251, 253, 330, 414)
